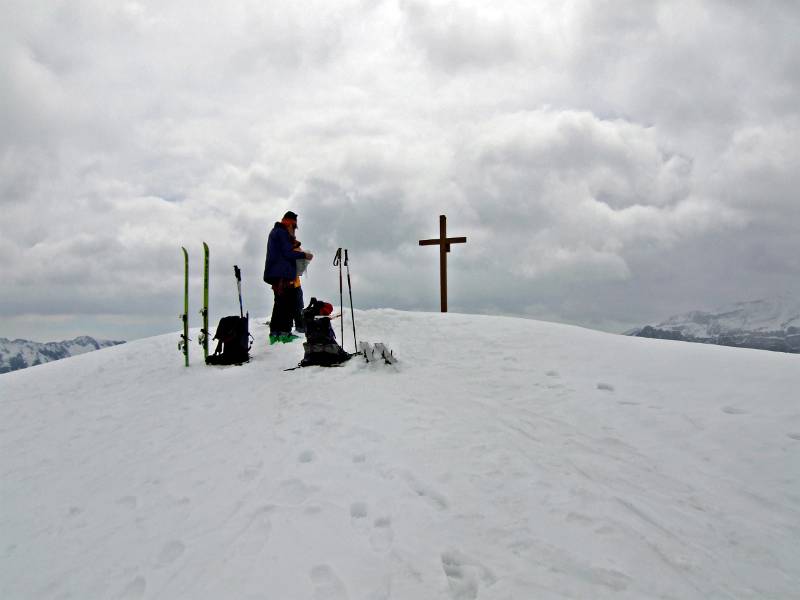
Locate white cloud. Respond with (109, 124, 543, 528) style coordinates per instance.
(0, 0, 798, 341)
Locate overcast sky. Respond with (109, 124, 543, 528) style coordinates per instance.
(1, 0, 799, 342)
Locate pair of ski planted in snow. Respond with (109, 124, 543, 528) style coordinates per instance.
(179, 243, 210, 366)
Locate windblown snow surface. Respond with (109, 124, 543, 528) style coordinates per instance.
(1, 310, 799, 599)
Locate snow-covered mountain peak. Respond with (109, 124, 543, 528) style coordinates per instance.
(659, 296, 800, 334)
(0, 336, 125, 374)
(2, 310, 799, 598)
(630, 296, 800, 353)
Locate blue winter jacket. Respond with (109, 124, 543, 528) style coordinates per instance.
(263, 222, 306, 284)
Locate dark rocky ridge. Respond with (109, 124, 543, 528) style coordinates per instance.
(631, 324, 800, 353)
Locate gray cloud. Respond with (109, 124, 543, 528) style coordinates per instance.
(1, 0, 798, 342)
(400, 0, 521, 70)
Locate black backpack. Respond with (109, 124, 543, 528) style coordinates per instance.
(300, 298, 351, 367)
(206, 315, 253, 365)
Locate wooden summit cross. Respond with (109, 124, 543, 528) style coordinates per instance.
(419, 214, 467, 312)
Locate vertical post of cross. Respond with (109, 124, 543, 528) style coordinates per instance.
(439, 215, 447, 312)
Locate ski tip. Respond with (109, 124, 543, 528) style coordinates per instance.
(203, 241, 208, 250)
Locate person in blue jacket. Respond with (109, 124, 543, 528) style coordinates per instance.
(263, 211, 313, 344)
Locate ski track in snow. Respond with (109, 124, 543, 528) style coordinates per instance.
(1, 310, 800, 598)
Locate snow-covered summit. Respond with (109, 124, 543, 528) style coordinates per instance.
(2, 310, 799, 599)
(629, 296, 800, 353)
(0, 335, 125, 374)
(659, 296, 800, 335)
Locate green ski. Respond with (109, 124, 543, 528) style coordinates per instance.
(179, 246, 190, 366)
(199, 242, 210, 361)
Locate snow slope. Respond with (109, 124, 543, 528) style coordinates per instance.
(2, 310, 799, 599)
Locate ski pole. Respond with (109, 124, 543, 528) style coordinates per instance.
(345, 249, 358, 352)
(234, 265, 244, 318)
(333, 248, 344, 348)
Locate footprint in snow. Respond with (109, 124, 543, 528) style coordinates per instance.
(298, 450, 315, 463)
(722, 406, 748, 415)
(350, 502, 394, 552)
(309, 565, 349, 600)
(116, 576, 146, 599)
(566, 512, 594, 526)
(787, 433, 800, 441)
(405, 474, 449, 511)
(590, 567, 633, 591)
(597, 383, 615, 392)
(117, 496, 138, 509)
(441, 551, 496, 600)
(238, 461, 263, 482)
(234, 506, 273, 557)
(370, 516, 394, 552)
(157, 540, 185, 566)
(350, 502, 369, 531)
(274, 478, 317, 505)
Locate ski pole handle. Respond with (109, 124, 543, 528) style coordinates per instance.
(233, 265, 244, 318)
(333, 248, 342, 266)
(344, 249, 348, 266)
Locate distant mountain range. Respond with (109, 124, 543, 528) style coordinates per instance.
(627, 297, 800, 353)
(0, 336, 125, 374)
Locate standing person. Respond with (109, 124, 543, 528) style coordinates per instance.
(263, 211, 313, 344)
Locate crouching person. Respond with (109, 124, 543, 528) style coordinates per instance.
(300, 298, 351, 367)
